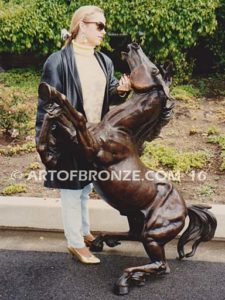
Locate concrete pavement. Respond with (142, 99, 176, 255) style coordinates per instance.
(0, 195, 225, 263)
(1, 196, 225, 300)
(1, 248, 225, 300)
(0, 196, 225, 239)
(1, 229, 225, 263)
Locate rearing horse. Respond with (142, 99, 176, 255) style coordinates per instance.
(37, 43, 217, 295)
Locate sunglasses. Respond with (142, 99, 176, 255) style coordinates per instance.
(83, 21, 106, 31)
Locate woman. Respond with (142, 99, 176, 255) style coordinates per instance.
(35, 5, 131, 264)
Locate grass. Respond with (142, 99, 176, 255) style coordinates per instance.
(0, 141, 36, 156)
(0, 67, 40, 94)
(141, 141, 210, 173)
(28, 162, 41, 170)
(197, 184, 216, 197)
(207, 126, 220, 136)
(171, 75, 225, 105)
(171, 84, 201, 102)
(1, 183, 27, 195)
(207, 135, 225, 171)
(190, 75, 225, 98)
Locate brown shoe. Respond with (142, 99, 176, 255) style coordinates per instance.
(68, 247, 100, 264)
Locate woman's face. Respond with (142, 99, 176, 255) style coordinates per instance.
(81, 12, 106, 47)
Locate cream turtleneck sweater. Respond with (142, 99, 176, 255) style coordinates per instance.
(72, 40, 106, 123)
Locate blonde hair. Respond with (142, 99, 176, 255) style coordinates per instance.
(65, 5, 104, 46)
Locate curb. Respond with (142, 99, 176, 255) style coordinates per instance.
(0, 196, 224, 239)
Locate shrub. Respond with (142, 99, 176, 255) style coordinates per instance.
(0, 68, 39, 138)
(0, 89, 31, 136)
(0, 88, 32, 135)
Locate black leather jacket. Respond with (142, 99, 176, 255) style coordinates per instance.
(35, 43, 123, 189)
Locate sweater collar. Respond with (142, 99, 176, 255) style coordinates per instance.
(72, 40, 94, 56)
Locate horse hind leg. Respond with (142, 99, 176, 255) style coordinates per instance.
(114, 219, 184, 295)
(142, 219, 185, 273)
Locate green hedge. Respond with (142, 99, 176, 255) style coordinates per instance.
(0, 0, 68, 54)
(95, 0, 220, 80)
(0, 0, 221, 80)
(207, 0, 225, 71)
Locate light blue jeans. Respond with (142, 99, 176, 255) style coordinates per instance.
(60, 183, 92, 248)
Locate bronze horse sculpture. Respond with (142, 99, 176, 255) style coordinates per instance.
(37, 43, 217, 295)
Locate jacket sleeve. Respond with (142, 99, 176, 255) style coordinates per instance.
(35, 52, 63, 146)
(106, 56, 128, 105)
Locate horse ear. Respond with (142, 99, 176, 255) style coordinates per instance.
(161, 61, 173, 86)
(154, 74, 174, 100)
(130, 64, 152, 91)
(163, 61, 173, 73)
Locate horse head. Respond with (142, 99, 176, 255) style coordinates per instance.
(122, 43, 172, 99)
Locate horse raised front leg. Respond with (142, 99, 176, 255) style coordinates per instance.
(37, 106, 63, 168)
(56, 113, 78, 144)
(38, 82, 100, 161)
(57, 111, 98, 160)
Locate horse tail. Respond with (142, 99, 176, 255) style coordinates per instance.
(177, 205, 217, 259)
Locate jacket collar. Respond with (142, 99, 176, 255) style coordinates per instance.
(62, 43, 108, 101)
(63, 43, 84, 104)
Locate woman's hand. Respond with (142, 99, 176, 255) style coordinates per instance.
(117, 74, 131, 94)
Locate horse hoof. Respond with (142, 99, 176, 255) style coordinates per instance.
(105, 238, 121, 248)
(165, 266, 171, 274)
(89, 243, 103, 252)
(89, 237, 104, 252)
(114, 284, 129, 295)
(133, 280, 145, 287)
(131, 272, 146, 287)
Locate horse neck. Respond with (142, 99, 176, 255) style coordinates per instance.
(103, 90, 162, 132)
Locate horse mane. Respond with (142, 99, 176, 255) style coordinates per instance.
(133, 90, 175, 155)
